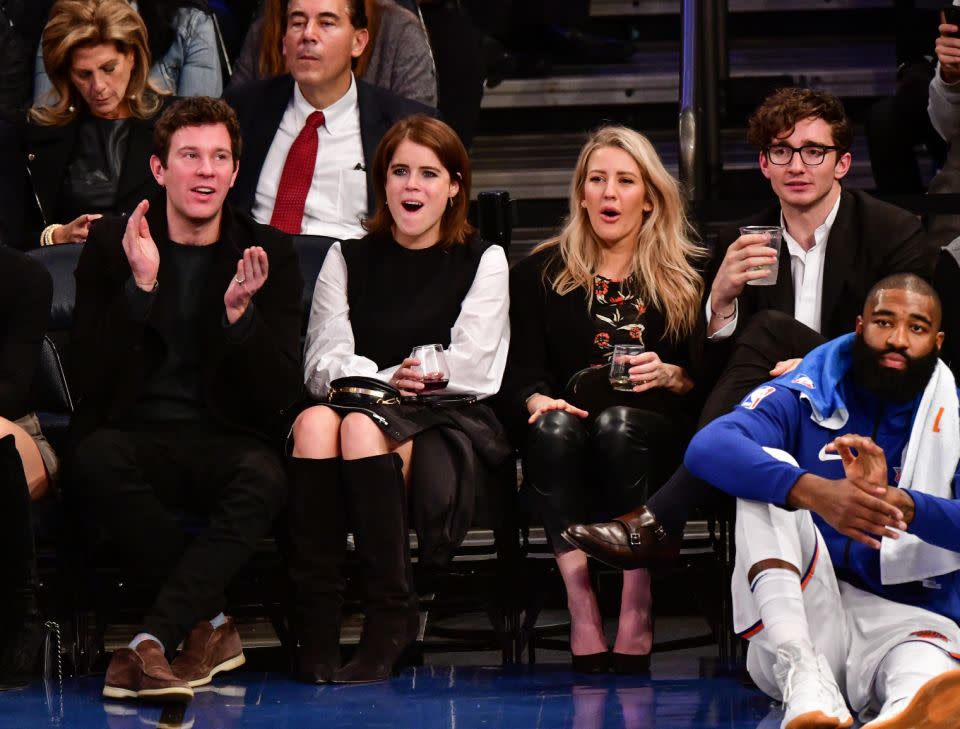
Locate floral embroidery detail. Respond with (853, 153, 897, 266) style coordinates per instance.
(592, 275, 647, 362)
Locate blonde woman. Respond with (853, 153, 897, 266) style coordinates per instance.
(502, 126, 705, 673)
(4, 0, 166, 249)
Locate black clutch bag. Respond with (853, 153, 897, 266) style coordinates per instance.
(327, 376, 477, 408)
(328, 376, 402, 406)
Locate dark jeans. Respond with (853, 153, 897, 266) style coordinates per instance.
(648, 311, 826, 536)
(524, 405, 687, 553)
(69, 422, 286, 652)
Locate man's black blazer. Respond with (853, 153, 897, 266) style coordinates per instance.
(68, 196, 304, 447)
(224, 74, 436, 218)
(709, 188, 932, 344)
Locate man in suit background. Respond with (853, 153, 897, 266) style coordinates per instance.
(563, 88, 936, 571)
(223, 0, 434, 240)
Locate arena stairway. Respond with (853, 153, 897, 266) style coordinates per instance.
(471, 0, 906, 261)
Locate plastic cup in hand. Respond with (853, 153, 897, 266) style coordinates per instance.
(409, 344, 450, 392)
(740, 226, 781, 286)
(609, 344, 645, 392)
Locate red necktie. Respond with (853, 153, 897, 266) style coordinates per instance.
(270, 110, 325, 234)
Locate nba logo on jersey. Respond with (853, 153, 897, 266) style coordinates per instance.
(741, 386, 776, 410)
(791, 374, 815, 389)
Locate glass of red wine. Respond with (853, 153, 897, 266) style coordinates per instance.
(409, 344, 450, 393)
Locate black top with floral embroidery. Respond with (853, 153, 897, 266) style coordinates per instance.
(590, 275, 648, 365)
(501, 247, 700, 436)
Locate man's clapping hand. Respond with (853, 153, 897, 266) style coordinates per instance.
(224, 246, 269, 324)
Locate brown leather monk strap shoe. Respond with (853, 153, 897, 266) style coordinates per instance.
(171, 618, 245, 688)
(561, 507, 681, 569)
(102, 640, 193, 703)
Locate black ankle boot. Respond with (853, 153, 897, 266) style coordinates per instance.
(286, 456, 347, 683)
(335, 453, 419, 684)
(0, 434, 43, 690)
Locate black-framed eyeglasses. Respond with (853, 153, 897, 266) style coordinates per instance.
(764, 145, 841, 166)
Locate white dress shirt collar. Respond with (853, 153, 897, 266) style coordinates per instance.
(293, 74, 358, 134)
(780, 191, 842, 256)
(779, 192, 842, 333)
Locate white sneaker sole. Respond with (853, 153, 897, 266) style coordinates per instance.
(863, 669, 960, 729)
(185, 651, 246, 688)
(101, 684, 194, 703)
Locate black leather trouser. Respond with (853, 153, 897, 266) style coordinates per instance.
(523, 406, 686, 554)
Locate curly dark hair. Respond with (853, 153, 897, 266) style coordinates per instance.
(152, 96, 242, 166)
(746, 87, 853, 153)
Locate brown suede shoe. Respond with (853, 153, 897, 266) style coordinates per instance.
(102, 640, 193, 703)
(171, 618, 245, 688)
(561, 507, 681, 569)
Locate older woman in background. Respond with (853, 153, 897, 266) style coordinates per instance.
(34, 0, 223, 101)
(1, 0, 168, 250)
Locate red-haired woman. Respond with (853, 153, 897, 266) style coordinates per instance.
(286, 115, 509, 684)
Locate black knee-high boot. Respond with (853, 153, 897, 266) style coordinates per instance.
(335, 453, 419, 683)
(0, 434, 43, 689)
(286, 456, 347, 683)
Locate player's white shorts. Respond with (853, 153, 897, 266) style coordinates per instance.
(732, 497, 960, 718)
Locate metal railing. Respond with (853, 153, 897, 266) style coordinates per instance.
(678, 0, 727, 203)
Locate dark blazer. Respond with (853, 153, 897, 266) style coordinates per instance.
(708, 188, 931, 338)
(68, 196, 304, 446)
(0, 108, 164, 250)
(224, 74, 436, 218)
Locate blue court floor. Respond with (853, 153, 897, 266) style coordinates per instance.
(0, 659, 796, 729)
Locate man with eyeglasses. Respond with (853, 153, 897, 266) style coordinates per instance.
(562, 88, 936, 575)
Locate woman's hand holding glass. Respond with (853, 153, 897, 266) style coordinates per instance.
(626, 352, 694, 395)
(389, 357, 424, 396)
(526, 395, 589, 425)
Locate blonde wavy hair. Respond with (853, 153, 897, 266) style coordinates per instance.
(30, 0, 163, 126)
(534, 126, 706, 342)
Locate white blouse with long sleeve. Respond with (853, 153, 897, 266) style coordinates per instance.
(303, 241, 510, 400)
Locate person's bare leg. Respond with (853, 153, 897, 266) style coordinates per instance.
(613, 569, 653, 655)
(556, 549, 607, 656)
(0, 418, 47, 500)
(291, 406, 342, 458)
